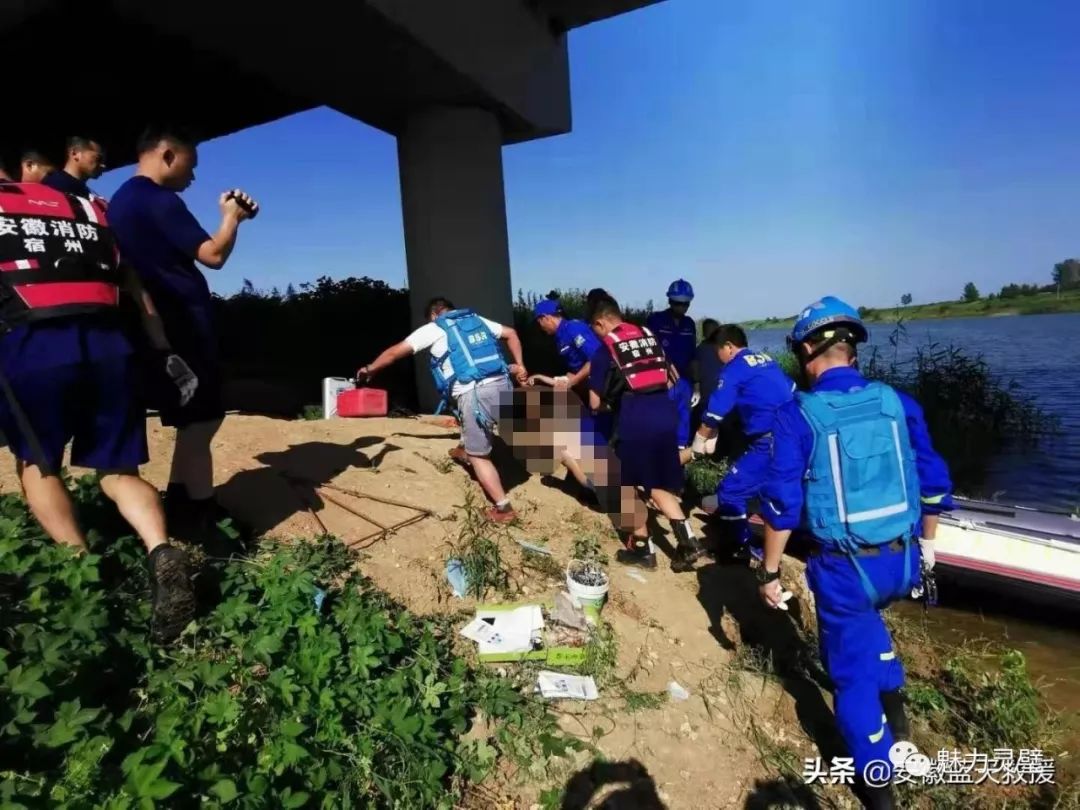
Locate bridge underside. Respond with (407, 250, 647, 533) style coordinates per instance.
(1, 0, 663, 407)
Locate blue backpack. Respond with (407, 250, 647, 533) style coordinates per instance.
(797, 381, 921, 603)
(428, 308, 508, 411)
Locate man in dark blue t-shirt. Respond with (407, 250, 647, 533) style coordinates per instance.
(108, 127, 258, 538)
(40, 136, 106, 202)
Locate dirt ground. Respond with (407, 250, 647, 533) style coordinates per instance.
(0, 413, 854, 810)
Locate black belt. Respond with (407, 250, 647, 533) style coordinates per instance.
(817, 539, 905, 558)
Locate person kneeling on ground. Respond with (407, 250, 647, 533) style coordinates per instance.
(0, 179, 198, 643)
(587, 297, 705, 572)
(358, 297, 528, 523)
(692, 324, 795, 562)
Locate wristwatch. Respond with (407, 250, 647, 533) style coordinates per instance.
(756, 566, 781, 585)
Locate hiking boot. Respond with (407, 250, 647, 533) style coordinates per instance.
(670, 544, 707, 573)
(486, 503, 517, 523)
(148, 544, 196, 644)
(616, 537, 658, 570)
(670, 520, 707, 573)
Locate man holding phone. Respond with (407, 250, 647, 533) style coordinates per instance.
(108, 126, 258, 550)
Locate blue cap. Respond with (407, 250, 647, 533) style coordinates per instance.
(533, 299, 561, 318)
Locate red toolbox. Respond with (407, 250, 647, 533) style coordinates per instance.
(337, 387, 388, 418)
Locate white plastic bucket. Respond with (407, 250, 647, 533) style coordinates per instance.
(322, 377, 354, 419)
(566, 559, 609, 619)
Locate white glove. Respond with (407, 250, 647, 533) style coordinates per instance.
(165, 354, 199, 407)
(919, 536, 936, 570)
(690, 391, 701, 409)
(691, 432, 717, 456)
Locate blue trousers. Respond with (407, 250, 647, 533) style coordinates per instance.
(806, 540, 921, 779)
(668, 377, 692, 448)
(715, 437, 772, 547)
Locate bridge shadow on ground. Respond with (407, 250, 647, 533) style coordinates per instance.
(558, 758, 666, 809)
(215, 436, 399, 536)
(695, 522, 848, 771)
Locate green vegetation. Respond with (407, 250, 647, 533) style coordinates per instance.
(740, 286, 1080, 330)
(447, 490, 511, 599)
(684, 457, 729, 500)
(0, 478, 574, 809)
(889, 616, 1073, 810)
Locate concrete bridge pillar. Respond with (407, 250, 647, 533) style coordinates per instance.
(397, 106, 515, 411)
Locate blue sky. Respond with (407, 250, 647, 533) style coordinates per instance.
(92, 0, 1080, 321)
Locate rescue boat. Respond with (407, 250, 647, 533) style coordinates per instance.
(934, 497, 1080, 610)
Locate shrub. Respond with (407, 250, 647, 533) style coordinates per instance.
(0, 479, 567, 809)
(862, 334, 1055, 491)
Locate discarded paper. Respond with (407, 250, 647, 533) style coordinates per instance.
(537, 670, 599, 700)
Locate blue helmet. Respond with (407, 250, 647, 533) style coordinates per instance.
(666, 279, 694, 303)
(791, 296, 868, 344)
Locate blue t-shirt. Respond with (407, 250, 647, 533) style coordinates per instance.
(554, 318, 602, 373)
(760, 366, 954, 533)
(694, 340, 723, 403)
(588, 344, 674, 445)
(41, 170, 92, 200)
(645, 310, 696, 378)
(108, 176, 213, 351)
(702, 348, 795, 437)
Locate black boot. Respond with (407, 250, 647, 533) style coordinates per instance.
(148, 544, 196, 643)
(881, 689, 911, 741)
(670, 520, 706, 573)
(616, 536, 658, 570)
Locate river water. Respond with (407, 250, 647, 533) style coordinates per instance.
(748, 311, 1080, 512)
(749, 312, 1080, 760)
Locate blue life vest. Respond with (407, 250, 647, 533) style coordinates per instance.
(798, 382, 921, 602)
(428, 308, 508, 411)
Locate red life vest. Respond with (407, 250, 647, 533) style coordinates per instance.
(0, 181, 120, 328)
(602, 322, 669, 394)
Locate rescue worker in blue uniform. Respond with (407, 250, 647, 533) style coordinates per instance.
(645, 279, 697, 458)
(529, 294, 613, 440)
(691, 324, 795, 561)
(757, 297, 953, 810)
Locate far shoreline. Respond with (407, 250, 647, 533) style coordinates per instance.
(739, 289, 1080, 331)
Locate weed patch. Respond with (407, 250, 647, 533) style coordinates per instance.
(448, 490, 511, 599)
(684, 457, 729, 501)
(571, 535, 609, 566)
(0, 479, 573, 808)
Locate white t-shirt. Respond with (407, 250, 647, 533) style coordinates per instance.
(405, 316, 506, 396)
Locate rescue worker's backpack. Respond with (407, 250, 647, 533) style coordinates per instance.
(428, 308, 508, 399)
(0, 182, 120, 329)
(602, 322, 668, 394)
(797, 381, 921, 550)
